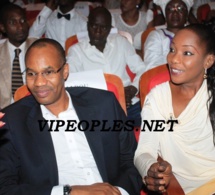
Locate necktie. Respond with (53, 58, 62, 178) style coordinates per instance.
(57, 12, 70, 20)
(11, 48, 23, 96)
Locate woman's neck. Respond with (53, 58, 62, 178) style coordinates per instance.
(121, 9, 139, 25)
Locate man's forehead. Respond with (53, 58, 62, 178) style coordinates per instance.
(90, 13, 111, 24)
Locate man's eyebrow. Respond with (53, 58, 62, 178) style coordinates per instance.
(25, 66, 54, 71)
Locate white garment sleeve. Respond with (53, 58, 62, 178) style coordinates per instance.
(51, 185, 129, 195)
(29, 6, 53, 38)
(51, 185, 63, 195)
(123, 38, 146, 90)
(117, 186, 129, 195)
(146, 9, 154, 25)
(133, 31, 143, 50)
(134, 96, 159, 177)
(66, 44, 84, 72)
(144, 30, 168, 71)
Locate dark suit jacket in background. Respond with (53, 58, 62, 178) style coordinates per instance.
(0, 87, 142, 195)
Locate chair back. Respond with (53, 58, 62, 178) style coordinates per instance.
(197, 3, 211, 22)
(139, 64, 170, 107)
(65, 34, 79, 55)
(104, 73, 126, 114)
(14, 85, 31, 102)
(14, 74, 126, 114)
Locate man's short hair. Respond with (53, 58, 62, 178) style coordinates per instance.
(88, 6, 112, 25)
(25, 38, 66, 64)
(0, 3, 25, 24)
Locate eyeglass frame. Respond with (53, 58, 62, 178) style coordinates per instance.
(166, 5, 187, 13)
(23, 62, 66, 80)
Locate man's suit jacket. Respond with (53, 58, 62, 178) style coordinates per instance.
(0, 87, 142, 195)
(0, 37, 37, 109)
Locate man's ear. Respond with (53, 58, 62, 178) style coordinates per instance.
(205, 54, 215, 69)
(63, 63, 69, 81)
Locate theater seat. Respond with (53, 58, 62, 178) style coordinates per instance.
(14, 74, 126, 114)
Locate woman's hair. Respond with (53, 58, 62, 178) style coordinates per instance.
(183, 24, 215, 144)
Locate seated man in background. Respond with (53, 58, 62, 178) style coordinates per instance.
(29, 0, 87, 48)
(0, 38, 142, 195)
(0, 3, 37, 109)
(67, 7, 146, 127)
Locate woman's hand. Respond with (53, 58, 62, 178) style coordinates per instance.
(0, 112, 5, 127)
(144, 161, 173, 193)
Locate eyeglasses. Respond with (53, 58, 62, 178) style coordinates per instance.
(88, 22, 111, 32)
(23, 63, 66, 80)
(166, 5, 187, 13)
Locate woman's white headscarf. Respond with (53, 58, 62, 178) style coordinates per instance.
(153, 0, 194, 17)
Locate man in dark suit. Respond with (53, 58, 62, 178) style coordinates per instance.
(0, 38, 142, 195)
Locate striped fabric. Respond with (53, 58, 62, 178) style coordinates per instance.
(11, 49, 23, 96)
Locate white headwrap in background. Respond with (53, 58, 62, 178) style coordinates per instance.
(153, 0, 194, 17)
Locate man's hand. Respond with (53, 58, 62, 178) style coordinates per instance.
(144, 161, 173, 193)
(71, 183, 121, 195)
(124, 86, 137, 108)
(46, 0, 58, 11)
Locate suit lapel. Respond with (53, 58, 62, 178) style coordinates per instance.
(26, 103, 58, 185)
(72, 95, 108, 182)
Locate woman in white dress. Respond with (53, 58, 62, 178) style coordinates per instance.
(111, 0, 151, 51)
(135, 23, 215, 194)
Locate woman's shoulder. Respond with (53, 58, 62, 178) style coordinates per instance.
(148, 81, 170, 97)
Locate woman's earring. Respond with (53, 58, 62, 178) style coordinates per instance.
(204, 68, 207, 79)
(136, 4, 139, 9)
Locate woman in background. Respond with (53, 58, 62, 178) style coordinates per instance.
(111, 0, 151, 51)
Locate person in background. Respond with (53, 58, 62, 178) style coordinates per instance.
(0, 3, 37, 109)
(135, 23, 215, 194)
(103, 0, 120, 9)
(67, 7, 146, 127)
(111, 0, 152, 53)
(29, 0, 87, 48)
(143, 0, 194, 71)
(0, 38, 142, 195)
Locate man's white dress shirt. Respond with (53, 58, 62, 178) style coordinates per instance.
(29, 6, 87, 48)
(67, 33, 146, 92)
(41, 92, 128, 195)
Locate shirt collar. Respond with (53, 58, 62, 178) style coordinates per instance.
(8, 39, 26, 52)
(85, 33, 115, 52)
(57, 7, 75, 18)
(40, 91, 73, 118)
